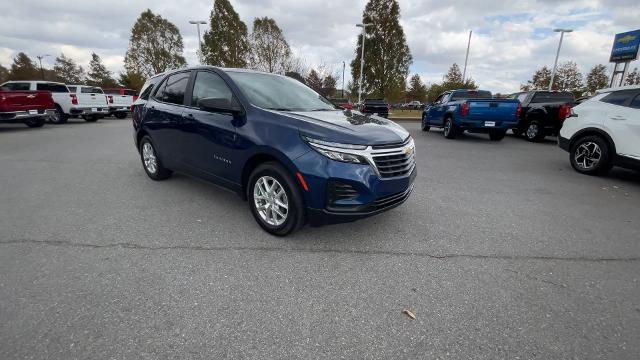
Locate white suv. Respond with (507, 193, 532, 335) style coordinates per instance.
(559, 85, 640, 175)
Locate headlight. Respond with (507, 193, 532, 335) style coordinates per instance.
(302, 136, 368, 164)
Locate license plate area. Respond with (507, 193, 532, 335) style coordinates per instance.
(484, 121, 496, 127)
(28, 109, 38, 115)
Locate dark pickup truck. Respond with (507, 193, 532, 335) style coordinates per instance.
(509, 91, 575, 142)
(0, 87, 55, 127)
(359, 99, 389, 118)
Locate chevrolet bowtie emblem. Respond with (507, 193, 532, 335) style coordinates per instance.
(618, 35, 636, 44)
(26, 94, 36, 98)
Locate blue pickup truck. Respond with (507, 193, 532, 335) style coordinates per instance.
(421, 89, 521, 141)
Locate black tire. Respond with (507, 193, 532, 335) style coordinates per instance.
(569, 135, 613, 176)
(524, 120, 545, 142)
(24, 118, 45, 128)
(139, 136, 173, 181)
(421, 114, 430, 132)
(114, 112, 128, 119)
(512, 128, 523, 137)
(489, 129, 506, 141)
(247, 162, 305, 236)
(83, 115, 99, 122)
(443, 117, 456, 139)
(49, 104, 68, 124)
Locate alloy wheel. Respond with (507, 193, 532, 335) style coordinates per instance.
(253, 176, 289, 226)
(574, 142, 602, 170)
(444, 120, 451, 136)
(526, 123, 538, 139)
(142, 142, 158, 174)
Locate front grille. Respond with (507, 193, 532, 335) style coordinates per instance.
(371, 186, 413, 210)
(371, 141, 415, 178)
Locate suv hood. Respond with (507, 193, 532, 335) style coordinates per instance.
(283, 109, 409, 146)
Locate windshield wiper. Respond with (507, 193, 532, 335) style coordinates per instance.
(310, 108, 336, 111)
(266, 107, 293, 111)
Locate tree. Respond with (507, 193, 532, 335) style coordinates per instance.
(585, 64, 609, 94)
(0, 63, 7, 83)
(53, 53, 85, 84)
(521, 66, 552, 91)
(321, 73, 338, 98)
(249, 17, 291, 74)
(555, 61, 583, 95)
(350, 0, 412, 102)
(124, 9, 187, 77)
(285, 71, 305, 84)
(202, 0, 250, 68)
(8, 52, 40, 80)
(118, 71, 146, 91)
(423, 63, 477, 103)
(305, 69, 323, 93)
(86, 53, 117, 88)
(406, 74, 427, 101)
(625, 67, 640, 86)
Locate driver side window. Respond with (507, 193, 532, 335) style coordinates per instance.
(190, 71, 234, 107)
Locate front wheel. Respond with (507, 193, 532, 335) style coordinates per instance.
(248, 162, 305, 236)
(489, 129, 506, 141)
(421, 114, 430, 132)
(49, 105, 68, 124)
(524, 121, 545, 142)
(443, 117, 456, 139)
(569, 135, 612, 176)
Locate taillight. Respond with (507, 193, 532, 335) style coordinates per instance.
(558, 104, 571, 121)
(516, 103, 522, 118)
(70, 94, 78, 105)
(461, 102, 470, 116)
(107, 95, 114, 104)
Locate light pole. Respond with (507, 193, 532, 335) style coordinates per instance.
(356, 23, 372, 105)
(462, 30, 472, 83)
(342, 61, 345, 98)
(36, 54, 50, 80)
(549, 28, 573, 91)
(189, 20, 207, 64)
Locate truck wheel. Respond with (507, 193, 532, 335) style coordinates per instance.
(82, 115, 99, 122)
(49, 105, 68, 124)
(25, 118, 45, 128)
(489, 129, 506, 141)
(248, 162, 305, 236)
(443, 117, 456, 139)
(114, 112, 128, 119)
(140, 136, 173, 181)
(569, 135, 613, 176)
(525, 121, 545, 142)
(421, 114, 430, 132)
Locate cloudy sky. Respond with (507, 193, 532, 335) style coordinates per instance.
(1, 0, 638, 93)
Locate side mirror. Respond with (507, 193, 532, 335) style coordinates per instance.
(198, 97, 243, 115)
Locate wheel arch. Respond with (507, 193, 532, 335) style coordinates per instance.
(569, 127, 616, 155)
(240, 149, 305, 202)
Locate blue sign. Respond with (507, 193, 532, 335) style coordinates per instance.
(610, 29, 640, 62)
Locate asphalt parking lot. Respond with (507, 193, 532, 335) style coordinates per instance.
(1, 117, 639, 359)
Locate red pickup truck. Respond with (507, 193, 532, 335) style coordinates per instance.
(0, 87, 55, 127)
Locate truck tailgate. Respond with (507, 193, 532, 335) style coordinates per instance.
(76, 93, 108, 108)
(467, 99, 519, 122)
(0, 91, 54, 112)
(110, 95, 133, 107)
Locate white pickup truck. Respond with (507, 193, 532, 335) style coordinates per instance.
(103, 88, 138, 119)
(0, 81, 74, 124)
(67, 85, 110, 122)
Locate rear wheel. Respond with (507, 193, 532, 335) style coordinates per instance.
(524, 120, 545, 142)
(489, 129, 506, 141)
(443, 117, 456, 139)
(114, 112, 128, 119)
(24, 118, 45, 128)
(49, 104, 68, 124)
(248, 162, 305, 236)
(421, 114, 430, 132)
(82, 115, 99, 122)
(139, 136, 172, 180)
(569, 135, 612, 176)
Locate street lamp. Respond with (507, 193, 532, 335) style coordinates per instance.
(36, 54, 51, 80)
(356, 23, 373, 105)
(189, 20, 207, 64)
(342, 61, 345, 98)
(549, 28, 573, 91)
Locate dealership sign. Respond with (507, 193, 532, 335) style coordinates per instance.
(610, 29, 640, 62)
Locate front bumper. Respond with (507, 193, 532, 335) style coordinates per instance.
(0, 109, 55, 123)
(70, 107, 109, 115)
(558, 135, 570, 152)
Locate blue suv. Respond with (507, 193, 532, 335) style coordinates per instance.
(132, 67, 416, 235)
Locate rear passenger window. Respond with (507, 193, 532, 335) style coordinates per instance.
(36, 83, 69, 92)
(600, 90, 636, 106)
(125, 90, 138, 96)
(3, 82, 30, 91)
(68, 86, 77, 93)
(159, 72, 190, 105)
(190, 71, 234, 107)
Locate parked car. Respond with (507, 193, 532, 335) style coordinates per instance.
(559, 85, 640, 175)
(510, 91, 575, 142)
(104, 87, 139, 119)
(0, 81, 74, 124)
(132, 67, 416, 236)
(0, 86, 55, 127)
(359, 99, 390, 118)
(422, 89, 521, 141)
(67, 85, 110, 121)
(404, 100, 422, 109)
(330, 98, 352, 110)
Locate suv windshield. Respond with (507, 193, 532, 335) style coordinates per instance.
(226, 71, 336, 111)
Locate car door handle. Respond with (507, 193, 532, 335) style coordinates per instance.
(182, 113, 194, 118)
(610, 116, 626, 121)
